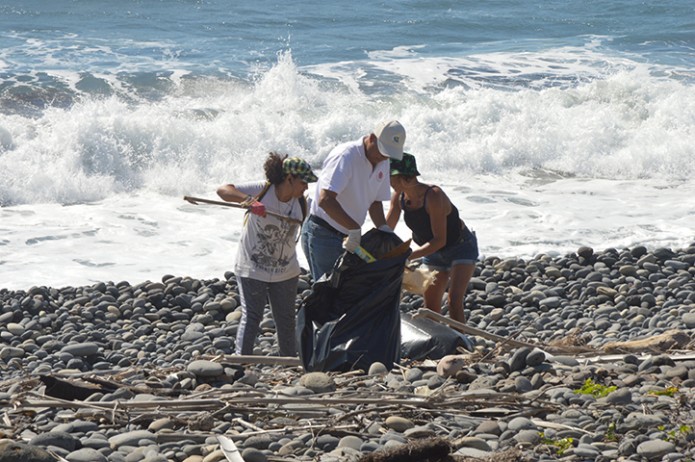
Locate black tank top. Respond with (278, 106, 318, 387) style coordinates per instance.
(401, 187, 462, 247)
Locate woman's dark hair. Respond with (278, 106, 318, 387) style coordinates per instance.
(264, 152, 288, 185)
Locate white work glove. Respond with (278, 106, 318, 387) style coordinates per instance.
(343, 229, 362, 253)
(378, 224, 394, 233)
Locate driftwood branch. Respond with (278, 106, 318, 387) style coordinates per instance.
(413, 308, 594, 355)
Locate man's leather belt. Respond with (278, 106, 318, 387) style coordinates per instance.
(308, 215, 347, 238)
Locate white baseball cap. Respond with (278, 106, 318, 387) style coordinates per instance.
(374, 120, 405, 161)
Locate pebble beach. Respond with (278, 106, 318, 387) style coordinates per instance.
(1, 243, 694, 462)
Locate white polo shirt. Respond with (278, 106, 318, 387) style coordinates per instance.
(309, 138, 391, 234)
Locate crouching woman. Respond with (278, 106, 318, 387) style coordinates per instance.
(386, 153, 478, 323)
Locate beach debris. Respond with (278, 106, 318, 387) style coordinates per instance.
(602, 329, 691, 354)
(217, 435, 244, 462)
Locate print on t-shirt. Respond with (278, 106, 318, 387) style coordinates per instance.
(249, 219, 299, 273)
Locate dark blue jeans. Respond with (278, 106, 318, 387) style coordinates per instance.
(300, 217, 344, 281)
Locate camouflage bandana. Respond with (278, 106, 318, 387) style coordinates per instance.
(390, 152, 420, 176)
(283, 157, 318, 183)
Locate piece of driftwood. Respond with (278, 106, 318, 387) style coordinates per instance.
(413, 308, 596, 355)
(412, 309, 544, 350)
(579, 352, 695, 364)
(413, 309, 539, 349)
(201, 354, 302, 366)
(601, 329, 691, 354)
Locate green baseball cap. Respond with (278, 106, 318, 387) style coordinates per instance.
(390, 152, 420, 176)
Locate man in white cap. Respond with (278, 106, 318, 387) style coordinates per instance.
(301, 120, 406, 280)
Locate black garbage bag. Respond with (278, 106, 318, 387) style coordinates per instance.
(400, 312, 475, 361)
(297, 229, 409, 372)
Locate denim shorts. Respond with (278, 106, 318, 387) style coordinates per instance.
(421, 227, 479, 271)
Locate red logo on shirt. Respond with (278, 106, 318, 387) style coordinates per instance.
(378, 171, 384, 180)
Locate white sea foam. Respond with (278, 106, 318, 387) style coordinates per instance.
(1, 51, 694, 289)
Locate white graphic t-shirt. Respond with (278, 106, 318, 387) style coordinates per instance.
(233, 181, 303, 282)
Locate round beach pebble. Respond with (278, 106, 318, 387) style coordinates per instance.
(187, 360, 224, 377)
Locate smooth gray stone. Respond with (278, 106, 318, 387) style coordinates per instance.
(337, 436, 363, 450)
(368, 362, 388, 376)
(5, 322, 25, 336)
(550, 355, 580, 367)
(379, 432, 407, 445)
(0, 441, 54, 462)
(80, 437, 110, 449)
(65, 448, 108, 462)
(507, 417, 534, 431)
(61, 342, 99, 356)
(515, 376, 533, 393)
(243, 435, 272, 450)
(508, 347, 531, 372)
(605, 388, 632, 405)
(108, 430, 156, 449)
(277, 386, 314, 396)
(186, 360, 223, 377)
(514, 429, 541, 444)
(403, 426, 435, 438)
(359, 442, 382, 453)
(474, 420, 502, 436)
(539, 296, 561, 308)
(573, 443, 600, 457)
(277, 440, 305, 456)
(404, 367, 424, 382)
(141, 455, 167, 462)
(0, 312, 14, 324)
(663, 365, 689, 380)
(636, 440, 675, 460)
(456, 437, 491, 451)
(455, 447, 494, 458)
(315, 435, 339, 451)
(299, 372, 336, 393)
(620, 414, 666, 431)
(525, 349, 546, 366)
(384, 416, 414, 432)
(0, 346, 24, 359)
(30, 431, 79, 451)
(682, 313, 695, 329)
(52, 420, 99, 434)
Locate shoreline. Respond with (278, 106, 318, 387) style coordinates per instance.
(1, 242, 694, 461)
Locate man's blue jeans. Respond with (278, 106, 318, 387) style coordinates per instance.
(301, 217, 344, 281)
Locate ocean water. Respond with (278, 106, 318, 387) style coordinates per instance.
(1, 0, 694, 290)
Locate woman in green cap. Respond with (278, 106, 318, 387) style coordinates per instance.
(217, 152, 317, 355)
(386, 153, 478, 323)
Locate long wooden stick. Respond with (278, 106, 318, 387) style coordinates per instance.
(183, 196, 303, 225)
(411, 308, 565, 353)
(201, 354, 302, 366)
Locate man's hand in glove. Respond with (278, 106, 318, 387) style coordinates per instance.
(343, 229, 361, 253)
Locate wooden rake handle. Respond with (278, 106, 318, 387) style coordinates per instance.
(183, 196, 303, 225)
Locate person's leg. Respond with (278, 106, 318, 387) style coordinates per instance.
(423, 269, 449, 313)
(446, 228, 479, 323)
(267, 276, 299, 356)
(301, 219, 343, 281)
(235, 277, 268, 355)
(447, 263, 476, 323)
